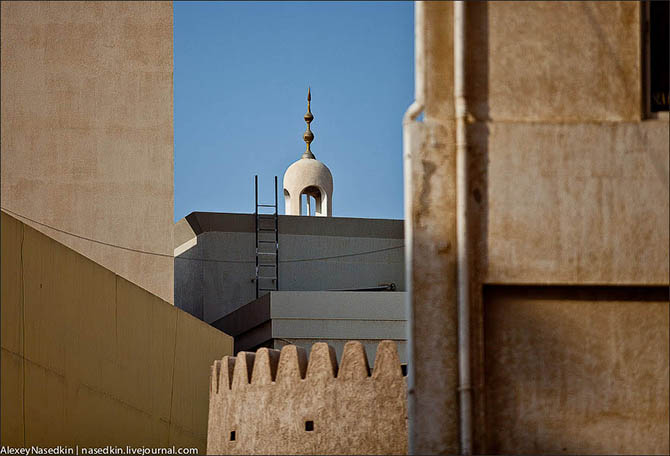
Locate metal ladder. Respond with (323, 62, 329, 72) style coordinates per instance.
(254, 175, 279, 298)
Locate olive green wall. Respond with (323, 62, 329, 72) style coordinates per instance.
(1, 212, 233, 452)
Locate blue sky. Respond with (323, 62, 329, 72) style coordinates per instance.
(174, 1, 414, 221)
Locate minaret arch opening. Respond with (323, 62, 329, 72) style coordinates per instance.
(300, 185, 327, 216)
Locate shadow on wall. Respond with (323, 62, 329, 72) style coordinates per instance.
(484, 285, 670, 455)
(174, 214, 255, 322)
(464, 2, 490, 452)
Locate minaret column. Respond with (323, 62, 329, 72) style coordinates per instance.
(286, 190, 301, 216)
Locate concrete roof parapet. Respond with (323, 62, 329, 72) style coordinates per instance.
(372, 340, 403, 380)
(306, 342, 339, 381)
(251, 348, 281, 385)
(231, 352, 255, 389)
(210, 340, 404, 395)
(207, 341, 408, 454)
(214, 356, 235, 392)
(338, 341, 371, 380)
(210, 359, 222, 394)
(276, 344, 308, 383)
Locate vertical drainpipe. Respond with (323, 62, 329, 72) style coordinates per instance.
(406, 2, 472, 453)
(454, 2, 473, 455)
(403, 1, 424, 453)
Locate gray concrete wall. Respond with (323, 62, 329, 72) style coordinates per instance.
(212, 291, 408, 364)
(0, 1, 175, 303)
(272, 291, 407, 364)
(174, 213, 404, 323)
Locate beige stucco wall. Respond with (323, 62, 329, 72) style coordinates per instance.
(463, 1, 669, 284)
(408, 1, 670, 454)
(207, 341, 407, 455)
(484, 121, 668, 284)
(1, 1, 174, 303)
(470, 2, 643, 123)
(1, 211, 233, 452)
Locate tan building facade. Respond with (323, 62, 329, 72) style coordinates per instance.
(405, 2, 669, 454)
(0, 2, 234, 453)
(207, 341, 407, 455)
(1, 1, 175, 303)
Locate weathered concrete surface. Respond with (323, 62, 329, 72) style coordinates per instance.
(473, 2, 642, 122)
(207, 341, 407, 455)
(485, 121, 669, 284)
(175, 213, 404, 323)
(410, 1, 669, 454)
(406, 2, 460, 454)
(460, 1, 669, 285)
(272, 339, 408, 368)
(484, 286, 669, 454)
(1, 1, 174, 303)
(0, 211, 233, 452)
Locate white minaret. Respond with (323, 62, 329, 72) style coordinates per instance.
(283, 88, 333, 216)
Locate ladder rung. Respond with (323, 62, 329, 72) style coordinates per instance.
(257, 204, 276, 208)
(259, 288, 277, 291)
(257, 214, 276, 218)
(257, 276, 276, 280)
(258, 228, 276, 232)
(257, 252, 276, 256)
(258, 240, 276, 243)
(258, 264, 276, 267)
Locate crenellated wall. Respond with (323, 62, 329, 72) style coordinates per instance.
(207, 341, 407, 455)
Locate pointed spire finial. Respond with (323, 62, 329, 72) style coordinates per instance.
(302, 87, 315, 159)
